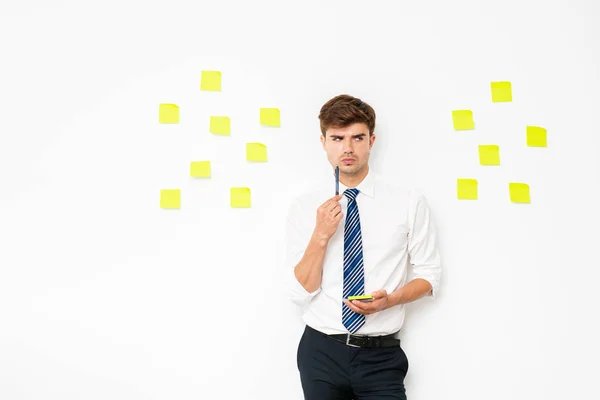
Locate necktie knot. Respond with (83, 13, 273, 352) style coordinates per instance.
(344, 188, 359, 201)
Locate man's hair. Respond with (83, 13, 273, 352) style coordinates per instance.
(318, 94, 376, 137)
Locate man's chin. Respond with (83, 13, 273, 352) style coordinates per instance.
(340, 165, 361, 175)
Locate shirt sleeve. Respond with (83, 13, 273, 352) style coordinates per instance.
(407, 190, 442, 299)
(282, 198, 322, 308)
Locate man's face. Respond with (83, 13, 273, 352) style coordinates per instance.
(320, 122, 376, 176)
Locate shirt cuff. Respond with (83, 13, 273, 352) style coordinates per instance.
(284, 268, 321, 308)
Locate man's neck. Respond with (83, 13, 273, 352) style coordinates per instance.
(340, 166, 369, 188)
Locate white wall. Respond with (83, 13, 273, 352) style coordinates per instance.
(1, 0, 599, 399)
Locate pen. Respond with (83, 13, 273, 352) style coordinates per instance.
(335, 165, 339, 195)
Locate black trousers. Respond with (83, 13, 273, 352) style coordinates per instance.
(297, 325, 409, 400)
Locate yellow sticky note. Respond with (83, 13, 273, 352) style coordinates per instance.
(457, 179, 478, 200)
(160, 189, 180, 209)
(190, 161, 211, 178)
(452, 110, 475, 130)
(159, 104, 179, 124)
(491, 81, 512, 102)
(200, 70, 221, 91)
(210, 116, 230, 135)
(479, 145, 500, 165)
(509, 183, 530, 203)
(246, 142, 267, 162)
(260, 108, 280, 127)
(230, 187, 251, 208)
(526, 126, 547, 147)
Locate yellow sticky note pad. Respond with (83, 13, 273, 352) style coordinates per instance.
(509, 183, 530, 203)
(491, 81, 512, 102)
(210, 116, 230, 135)
(246, 143, 267, 162)
(230, 187, 251, 208)
(190, 161, 211, 178)
(452, 110, 475, 130)
(260, 108, 280, 127)
(200, 70, 221, 91)
(348, 295, 374, 302)
(159, 104, 179, 124)
(479, 145, 500, 165)
(526, 126, 547, 147)
(457, 179, 478, 200)
(160, 189, 180, 209)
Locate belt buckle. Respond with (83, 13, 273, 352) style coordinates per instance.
(345, 334, 361, 348)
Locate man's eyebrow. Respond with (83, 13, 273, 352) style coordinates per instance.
(330, 133, 368, 138)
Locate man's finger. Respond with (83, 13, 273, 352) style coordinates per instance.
(322, 197, 340, 210)
(371, 289, 387, 299)
(326, 202, 340, 213)
(344, 299, 366, 315)
(351, 300, 373, 314)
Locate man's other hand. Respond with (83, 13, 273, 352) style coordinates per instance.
(343, 289, 391, 315)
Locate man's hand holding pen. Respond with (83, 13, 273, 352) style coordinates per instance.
(313, 194, 343, 242)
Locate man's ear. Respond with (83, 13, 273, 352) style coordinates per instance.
(369, 133, 376, 148)
(320, 134, 326, 149)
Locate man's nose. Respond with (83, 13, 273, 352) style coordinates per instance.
(343, 138, 354, 153)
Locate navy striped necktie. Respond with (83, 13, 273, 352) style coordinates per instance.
(342, 188, 365, 333)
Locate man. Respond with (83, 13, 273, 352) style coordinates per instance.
(284, 94, 442, 399)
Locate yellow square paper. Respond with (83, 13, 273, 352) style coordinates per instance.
(160, 189, 180, 209)
(526, 126, 547, 147)
(190, 161, 211, 178)
(491, 81, 512, 102)
(260, 108, 280, 127)
(159, 104, 179, 124)
(457, 179, 478, 200)
(479, 145, 500, 165)
(230, 187, 251, 208)
(210, 116, 230, 135)
(246, 142, 267, 162)
(201, 70, 221, 91)
(452, 110, 475, 130)
(509, 183, 530, 203)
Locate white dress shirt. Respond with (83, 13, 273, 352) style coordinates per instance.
(283, 168, 442, 336)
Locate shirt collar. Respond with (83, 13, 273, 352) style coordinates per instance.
(338, 167, 375, 198)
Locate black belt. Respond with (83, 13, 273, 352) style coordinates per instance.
(309, 326, 400, 348)
(328, 333, 400, 348)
